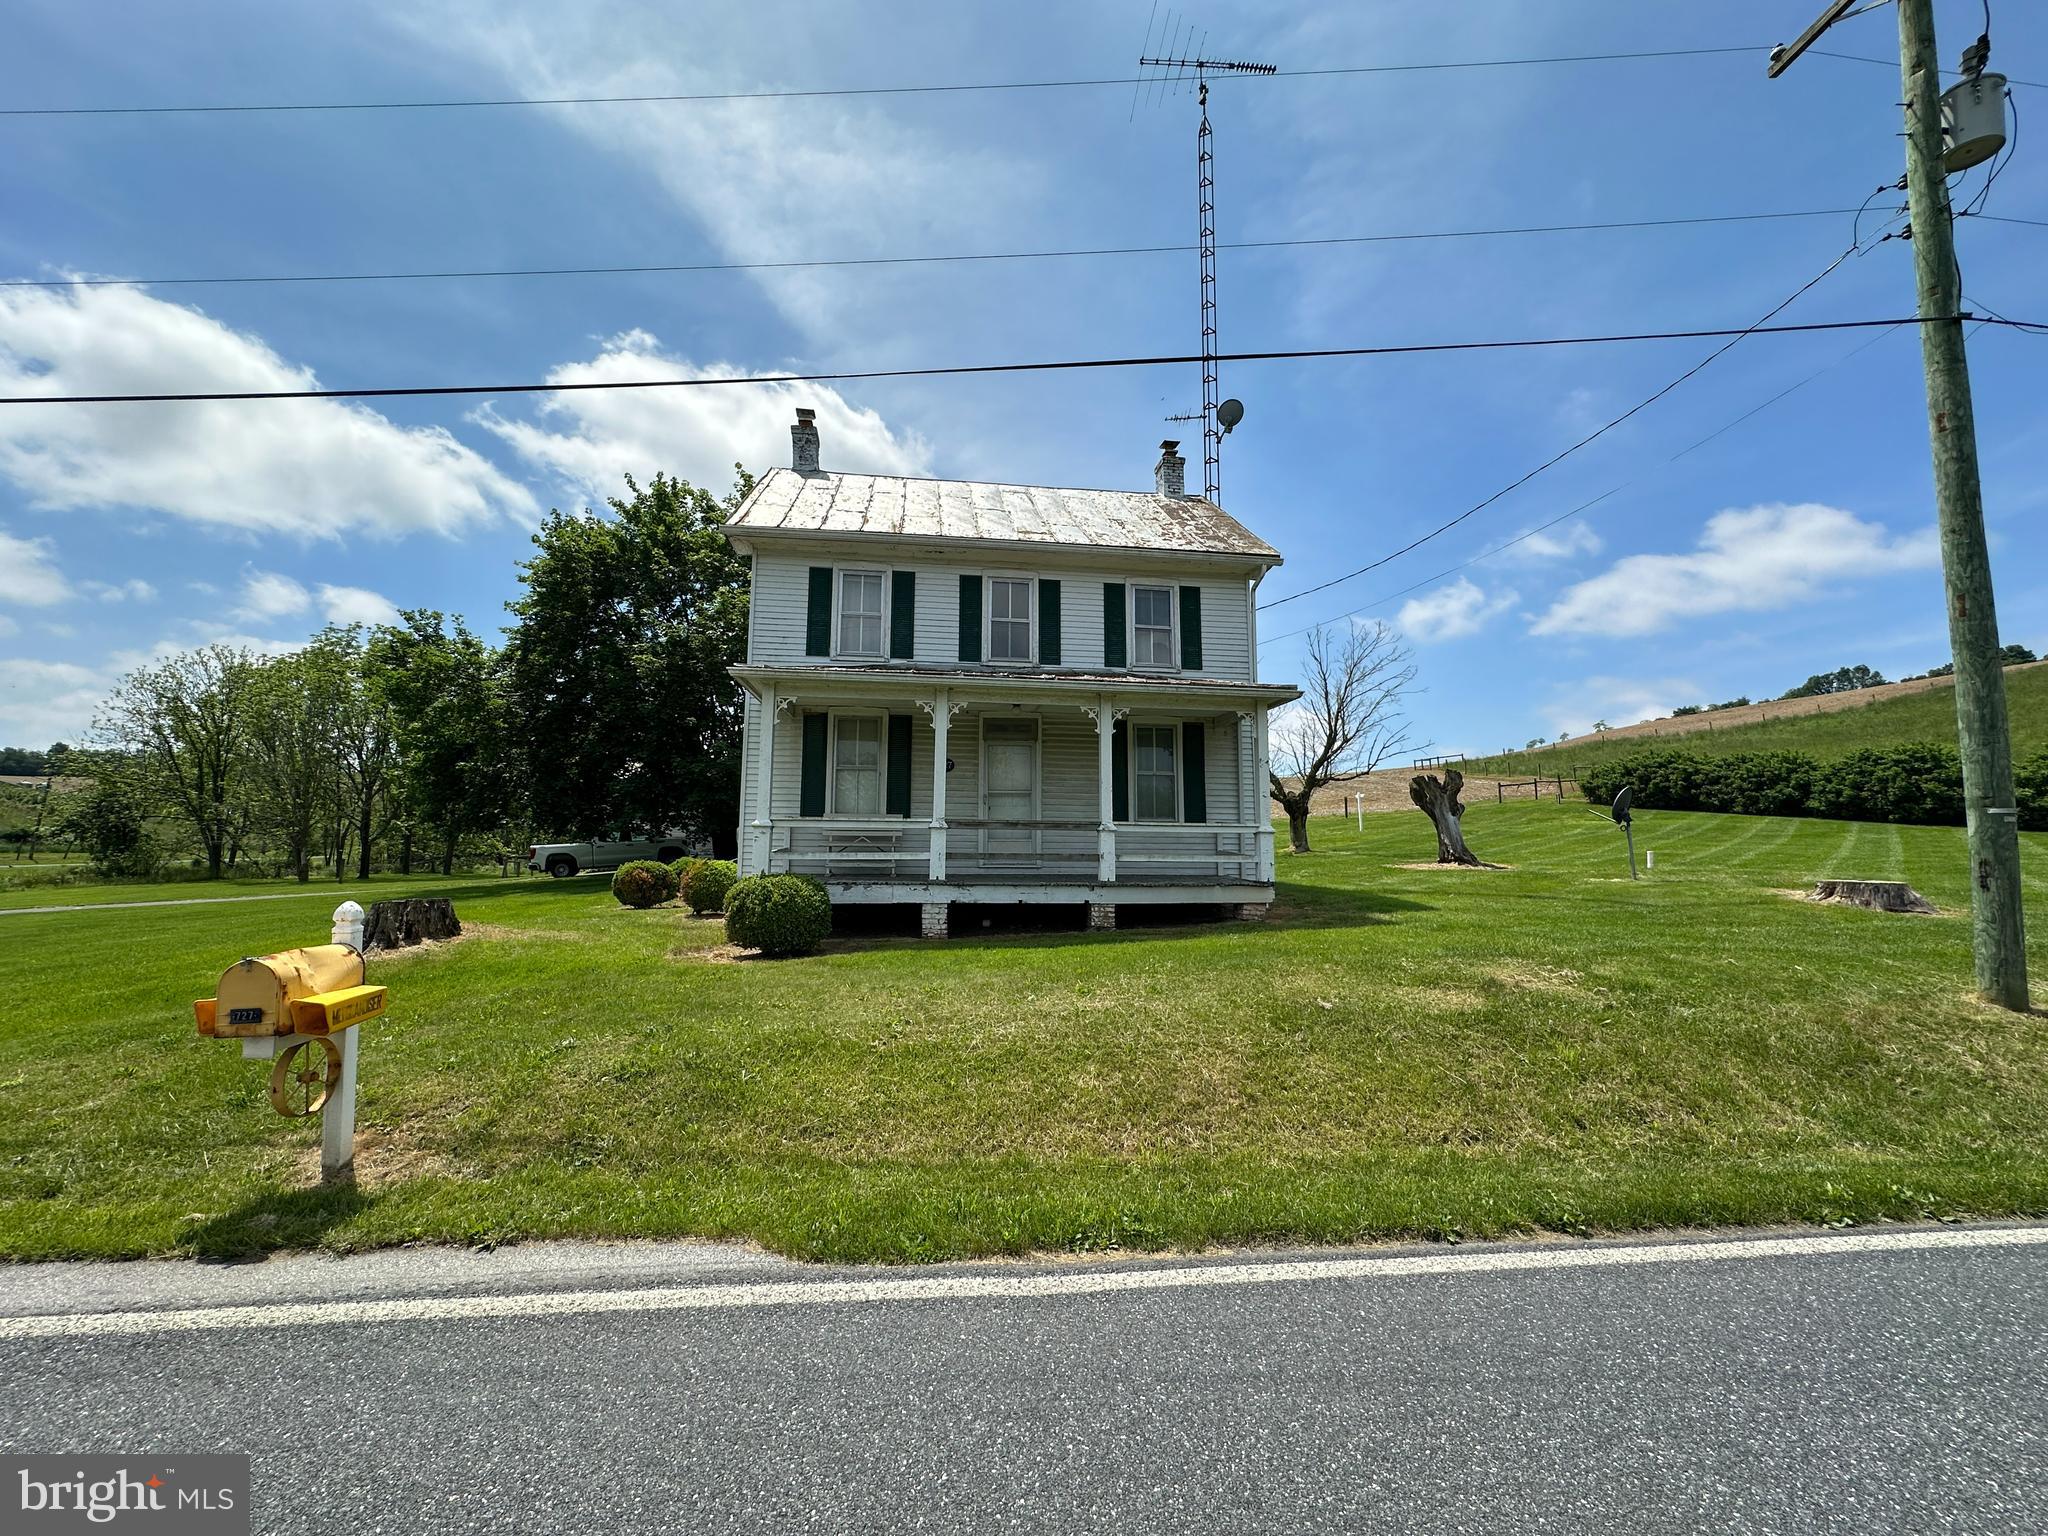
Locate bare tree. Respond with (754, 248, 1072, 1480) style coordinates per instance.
(1267, 622, 1415, 854)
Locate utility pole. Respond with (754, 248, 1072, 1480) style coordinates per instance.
(1897, 0, 2027, 1009)
(1770, 0, 2027, 1010)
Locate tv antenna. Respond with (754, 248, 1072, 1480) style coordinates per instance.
(1137, 13, 1273, 504)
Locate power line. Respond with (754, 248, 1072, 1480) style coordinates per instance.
(1256, 322, 1912, 650)
(1, 315, 2027, 407)
(0, 47, 1770, 118)
(1807, 47, 2042, 88)
(0, 207, 1902, 292)
(1254, 240, 1873, 614)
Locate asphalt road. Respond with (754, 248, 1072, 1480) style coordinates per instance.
(3, 1226, 2044, 1534)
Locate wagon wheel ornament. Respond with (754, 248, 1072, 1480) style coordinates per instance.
(269, 1037, 341, 1117)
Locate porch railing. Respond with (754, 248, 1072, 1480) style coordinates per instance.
(763, 818, 1271, 886)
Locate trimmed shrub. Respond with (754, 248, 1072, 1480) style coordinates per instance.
(1582, 744, 1968, 826)
(724, 874, 832, 957)
(611, 859, 680, 909)
(670, 855, 706, 892)
(683, 858, 739, 915)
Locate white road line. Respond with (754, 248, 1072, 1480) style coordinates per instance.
(3, 1226, 2043, 1342)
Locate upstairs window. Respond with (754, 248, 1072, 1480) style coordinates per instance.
(989, 577, 1034, 663)
(1132, 724, 1177, 820)
(832, 716, 884, 815)
(1133, 585, 1175, 668)
(837, 571, 885, 658)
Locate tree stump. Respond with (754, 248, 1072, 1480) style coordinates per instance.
(362, 898, 462, 951)
(1409, 769, 1485, 867)
(1808, 880, 1936, 914)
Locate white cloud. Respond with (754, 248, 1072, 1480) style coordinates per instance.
(476, 330, 931, 506)
(0, 658, 105, 746)
(1542, 676, 1701, 741)
(1394, 578, 1517, 643)
(1504, 523, 1603, 563)
(0, 285, 537, 540)
(1531, 504, 1936, 639)
(316, 584, 401, 627)
(78, 579, 156, 603)
(0, 530, 70, 606)
(397, 7, 1028, 340)
(239, 569, 309, 619)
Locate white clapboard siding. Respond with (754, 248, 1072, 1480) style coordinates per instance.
(754, 706, 1254, 833)
(749, 553, 1257, 681)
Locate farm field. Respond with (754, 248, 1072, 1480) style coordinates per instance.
(1467, 658, 2048, 778)
(1, 801, 2044, 1263)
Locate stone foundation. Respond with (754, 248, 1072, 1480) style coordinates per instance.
(1233, 903, 1270, 922)
(1087, 903, 1117, 931)
(920, 902, 950, 938)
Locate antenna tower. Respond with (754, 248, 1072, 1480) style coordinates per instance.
(1138, 30, 1274, 503)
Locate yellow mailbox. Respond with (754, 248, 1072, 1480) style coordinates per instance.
(195, 945, 384, 1038)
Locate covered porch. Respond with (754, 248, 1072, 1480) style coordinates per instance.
(732, 665, 1297, 905)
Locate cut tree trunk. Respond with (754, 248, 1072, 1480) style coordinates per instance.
(1808, 880, 1936, 914)
(362, 898, 462, 951)
(1409, 769, 1484, 866)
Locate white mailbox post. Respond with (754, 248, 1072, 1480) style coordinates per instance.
(197, 902, 383, 1183)
(323, 901, 366, 1179)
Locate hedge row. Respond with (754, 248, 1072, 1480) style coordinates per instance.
(1581, 744, 2048, 829)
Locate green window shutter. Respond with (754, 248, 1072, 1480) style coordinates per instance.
(1111, 718, 1129, 823)
(889, 570, 916, 659)
(1179, 585, 1204, 670)
(1038, 578, 1062, 666)
(805, 567, 833, 656)
(799, 714, 828, 818)
(1181, 721, 1207, 824)
(957, 574, 982, 662)
(886, 715, 913, 816)
(1103, 582, 1127, 669)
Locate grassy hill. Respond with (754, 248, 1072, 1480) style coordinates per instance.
(1470, 661, 2048, 779)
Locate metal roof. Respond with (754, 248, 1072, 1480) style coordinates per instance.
(726, 467, 1281, 561)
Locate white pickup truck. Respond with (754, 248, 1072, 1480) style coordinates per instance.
(525, 830, 695, 879)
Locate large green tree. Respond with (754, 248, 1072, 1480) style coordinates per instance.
(243, 643, 349, 882)
(94, 644, 257, 878)
(368, 611, 523, 874)
(506, 471, 752, 852)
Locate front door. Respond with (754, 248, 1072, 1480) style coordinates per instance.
(982, 719, 1039, 860)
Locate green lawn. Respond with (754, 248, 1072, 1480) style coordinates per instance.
(1468, 660, 2048, 777)
(2, 802, 2045, 1263)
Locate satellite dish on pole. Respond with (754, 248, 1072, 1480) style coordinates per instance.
(1611, 786, 1632, 827)
(1217, 398, 1244, 434)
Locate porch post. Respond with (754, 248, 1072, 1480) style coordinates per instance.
(1253, 702, 1274, 881)
(1096, 692, 1117, 882)
(751, 683, 777, 875)
(928, 687, 949, 882)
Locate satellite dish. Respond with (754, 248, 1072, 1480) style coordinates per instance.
(1217, 398, 1244, 434)
(1611, 786, 1632, 827)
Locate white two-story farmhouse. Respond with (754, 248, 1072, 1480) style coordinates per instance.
(724, 409, 1300, 936)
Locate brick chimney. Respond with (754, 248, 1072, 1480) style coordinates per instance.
(1154, 439, 1186, 499)
(791, 407, 821, 473)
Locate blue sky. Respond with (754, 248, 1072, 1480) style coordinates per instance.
(1, 0, 2041, 756)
